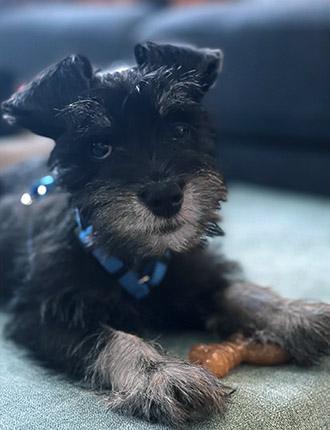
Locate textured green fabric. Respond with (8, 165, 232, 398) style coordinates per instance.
(1, 184, 330, 430)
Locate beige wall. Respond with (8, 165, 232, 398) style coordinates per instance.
(0, 133, 54, 169)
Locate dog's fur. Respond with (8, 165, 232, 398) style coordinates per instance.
(0, 42, 329, 428)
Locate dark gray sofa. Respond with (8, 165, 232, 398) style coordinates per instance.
(1, 0, 329, 194)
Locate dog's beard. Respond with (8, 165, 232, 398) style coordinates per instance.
(84, 170, 227, 259)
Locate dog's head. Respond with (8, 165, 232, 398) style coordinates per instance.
(2, 42, 227, 259)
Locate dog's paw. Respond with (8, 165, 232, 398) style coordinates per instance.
(254, 301, 330, 365)
(107, 358, 232, 428)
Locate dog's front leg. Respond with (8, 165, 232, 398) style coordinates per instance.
(86, 327, 231, 427)
(209, 281, 330, 365)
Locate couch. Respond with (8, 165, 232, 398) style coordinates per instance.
(1, 0, 329, 194)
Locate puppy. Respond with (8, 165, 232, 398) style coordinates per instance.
(0, 42, 329, 428)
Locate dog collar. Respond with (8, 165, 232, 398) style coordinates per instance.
(75, 208, 171, 299)
(22, 175, 170, 299)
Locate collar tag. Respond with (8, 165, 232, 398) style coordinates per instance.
(138, 275, 151, 284)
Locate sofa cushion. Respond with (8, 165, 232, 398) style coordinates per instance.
(0, 3, 153, 82)
(217, 137, 330, 195)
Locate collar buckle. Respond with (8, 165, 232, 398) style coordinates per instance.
(138, 275, 151, 285)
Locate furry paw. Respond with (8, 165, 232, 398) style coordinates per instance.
(107, 358, 232, 428)
(254, 301, 330, 365)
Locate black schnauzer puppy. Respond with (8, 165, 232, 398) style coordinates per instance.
(1, 42, 329, 428)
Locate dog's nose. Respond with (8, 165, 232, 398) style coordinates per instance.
(139, 182, 183, 217)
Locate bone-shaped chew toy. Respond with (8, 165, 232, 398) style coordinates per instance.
(189, 333, 291, 377)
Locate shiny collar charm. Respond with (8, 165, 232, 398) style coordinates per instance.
(21, 175, 55, 205)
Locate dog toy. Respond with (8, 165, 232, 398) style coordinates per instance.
(189, 333, 291, 377)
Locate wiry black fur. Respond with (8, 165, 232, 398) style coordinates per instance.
(0, 42, 329, 428)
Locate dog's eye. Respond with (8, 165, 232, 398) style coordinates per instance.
(171, 123, 191, 141)
(90, 141, 112, 159)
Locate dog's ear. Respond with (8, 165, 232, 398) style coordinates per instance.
(1, 55, 94, 139)
(134, 42, 223, 91)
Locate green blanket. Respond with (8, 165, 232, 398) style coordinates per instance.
(1, 183, 329, 429)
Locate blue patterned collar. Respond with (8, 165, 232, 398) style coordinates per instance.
(74, 208, 171, 299)
(22, 175, 171, 299)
